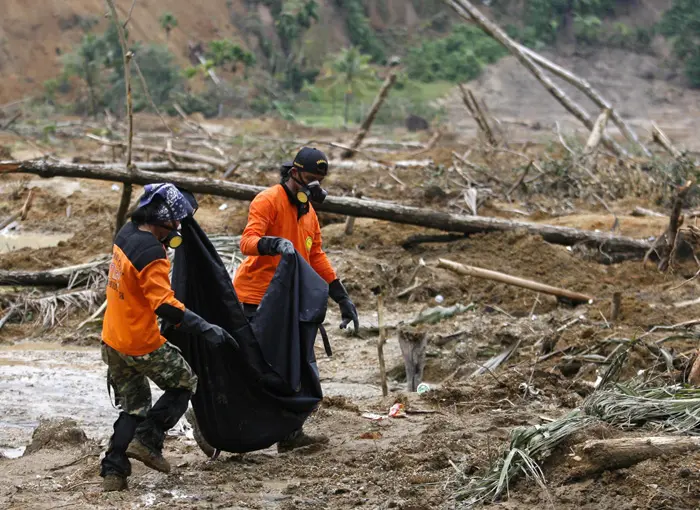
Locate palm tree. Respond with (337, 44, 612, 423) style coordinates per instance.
(316, 47, 376, 125)
(159, 12, 178, 40)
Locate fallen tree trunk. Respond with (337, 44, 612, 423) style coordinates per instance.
(516, 45, 651, 157)
(0, 159, 656, 256)
(652, 122, 685, 161)
(342, 70, 399, 159)
(438, 258, 594, 305)
(0, 260, 108, 287)
(79, 160, 213, 173)
(0, 269, 74, 287)
(570, 436, 700, 479)
(87, 134, 228, 168)
(631, 206, 665, 218)
(445, 0, 628, 157)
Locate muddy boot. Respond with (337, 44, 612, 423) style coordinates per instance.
(103, 474, 128, 492)
(126, 437, 171, 473)
(277, 429, 329, 453)
(185, 408, 215, 458)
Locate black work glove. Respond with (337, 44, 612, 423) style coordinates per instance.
(328, 279, 359, 335)
(257, 236, 296, 257)
(181, 310, 239, 350)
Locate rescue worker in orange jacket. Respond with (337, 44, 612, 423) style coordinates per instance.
(233, 147, 359, 452)
(101, 183, 238, 492)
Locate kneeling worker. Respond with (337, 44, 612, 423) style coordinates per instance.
(101, 183, 238, 491)
(233, 147, 359, 452)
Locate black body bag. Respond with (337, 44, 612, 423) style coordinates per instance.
(165, 216, 328, 453)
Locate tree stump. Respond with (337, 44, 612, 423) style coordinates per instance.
(398, 327, 428, 392)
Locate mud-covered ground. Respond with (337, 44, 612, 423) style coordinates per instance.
(2, 117, 700, 509)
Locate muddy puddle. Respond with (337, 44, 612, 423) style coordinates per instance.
(0, 231, 73, 253)
(0, 341, 383, 458)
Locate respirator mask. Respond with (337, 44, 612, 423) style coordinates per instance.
(293, 175, 328, 204)
(160, 228, 183, 249)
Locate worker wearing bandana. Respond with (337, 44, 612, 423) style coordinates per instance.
(233, 147, 359, 452)
(100, 183, 238, 492)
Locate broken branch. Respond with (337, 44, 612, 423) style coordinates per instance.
(342, 70, 399, 159)
(104, 0, 134, 237)
(438, 258, 594, 305)
(570, 436, 700, 479)
(446, 0, 628, 157)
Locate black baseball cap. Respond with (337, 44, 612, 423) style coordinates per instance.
(288, 147, 329, 176)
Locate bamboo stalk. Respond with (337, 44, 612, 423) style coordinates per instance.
(438, 258, 594, 305)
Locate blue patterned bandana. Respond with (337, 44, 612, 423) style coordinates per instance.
(137, 183, 194, 224)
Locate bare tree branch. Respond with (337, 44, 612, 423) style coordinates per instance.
(123, 0, 138, 28)
(132, 56, 173, 135)
(104, 0, 134, 237)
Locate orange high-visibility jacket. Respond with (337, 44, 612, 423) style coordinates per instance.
(234, 184, 337, 305)
(102, 222, 185, 356)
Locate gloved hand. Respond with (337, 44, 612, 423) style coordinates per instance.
(181, 310, 239, 350)
(257, 236, 296, 257)
(328, 279, 359, 335)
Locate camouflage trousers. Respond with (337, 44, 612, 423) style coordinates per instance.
(101, 341, 198, 418)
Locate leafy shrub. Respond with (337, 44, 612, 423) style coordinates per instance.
(405, 24, 506, 83)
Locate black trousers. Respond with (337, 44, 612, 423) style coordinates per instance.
(101, 389, 191, 477)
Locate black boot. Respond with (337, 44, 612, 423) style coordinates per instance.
(101, 412, 143, 489)
(127, 388, 191, 473)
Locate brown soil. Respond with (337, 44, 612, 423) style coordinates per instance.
(2, 116, 700, 509)
(24, 419, 89, 455)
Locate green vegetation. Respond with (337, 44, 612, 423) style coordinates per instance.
(404, 25, 506, 83)
(297, 72, 449, 128)
(206, 40, 256, 70)
(159, 12, 178, 40)
(53, 24, 184, 116)
(333, 0, 385, 63)
(314, 47, 376, 124)
(493, 0, 656, 51)
(60, 33, 106, 115)
(251, 0, 321, 92)
(44, 0, 700, 125)
(659, 0, 700, 88)
(503, 0, 617, 46)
